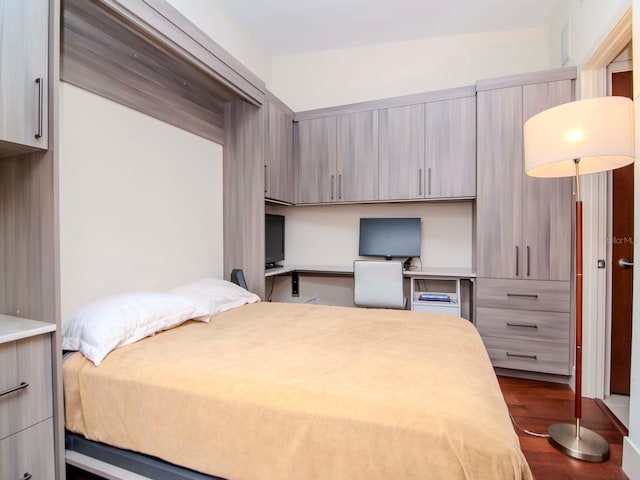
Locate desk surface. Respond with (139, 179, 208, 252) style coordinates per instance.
(265, 264, 475, 278)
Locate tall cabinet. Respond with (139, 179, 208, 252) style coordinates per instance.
(0, 0, 62, 478)
(475, 68, 576, 376)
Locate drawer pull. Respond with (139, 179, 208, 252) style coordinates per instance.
(506, 321, 538, 329)
(0, 381, 29, 398)
(506, 293, 539, 299)
(23, 474, 33, 480)
(506, 352, 538, 360)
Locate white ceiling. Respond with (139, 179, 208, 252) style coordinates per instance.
(216, 0, 565, 55)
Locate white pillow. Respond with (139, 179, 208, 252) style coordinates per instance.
(62, 292, 210, 366)
(170, 278, 260, 314)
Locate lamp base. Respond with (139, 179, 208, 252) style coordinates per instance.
(548, 422, 610, 462)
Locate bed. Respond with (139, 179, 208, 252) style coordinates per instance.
(63, 290, 532, 479)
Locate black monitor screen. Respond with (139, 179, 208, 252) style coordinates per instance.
(358, 217, 421, 259)
(265, 214, 285, 268)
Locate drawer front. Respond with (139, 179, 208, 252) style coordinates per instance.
(413, 303, 460, 317)
(482, 336, 571, 375)
(0, 334, 52, 440)
(476, 278, 570, 312)
(0, 419, 55, 480)
(476, 307, 570, 342)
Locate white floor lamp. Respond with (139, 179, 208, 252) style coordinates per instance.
(523, 96, 635, 462)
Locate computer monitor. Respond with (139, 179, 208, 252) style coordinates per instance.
(265, 214, 285, 269)
(358, 217, 421, 265)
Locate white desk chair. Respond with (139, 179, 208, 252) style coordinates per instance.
(353, 260, 407, 309)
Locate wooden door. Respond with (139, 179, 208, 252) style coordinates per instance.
(0, 0, 48, 149)
(476, 86, 523, 279)
(425, 96, 476, 199)
(521, 80, 573, 281)
(265, 101, 294, 203)
(336, 110, 378, 202)
(610, 70, 633, 395)
(378, 104, 425, 200)
(297, 116, 337, 204)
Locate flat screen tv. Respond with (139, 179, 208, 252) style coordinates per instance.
(265, 214, 285, 269)
(358, 217, 421, 263)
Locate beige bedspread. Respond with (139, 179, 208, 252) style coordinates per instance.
(64, 302, 532, 480)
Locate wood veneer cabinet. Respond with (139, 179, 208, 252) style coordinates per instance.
(337, 110, 379, 202)
(378, 104, 425, 200)
(264, 98, 295, 204)
(0, 321, 56, 479)
(297, 116, 338, 203)
(0, 0, 49, 154)
(476, 78, 573, 280)
(475, 67, 577, 376)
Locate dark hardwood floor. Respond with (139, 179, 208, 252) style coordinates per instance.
(67, 376, 630, 480)
(500, 375, 629, 480)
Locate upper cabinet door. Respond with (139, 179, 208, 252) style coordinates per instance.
(425, 96, 476, 199)
(476, 86, 524, 279)
(297, 116, 337, 204)
(336, 110, 378, 202)
(522, 80, 573, 281)
(0, 0, 48, 151)
(265, 101, 295, 204)
(378, 104, 425, 200)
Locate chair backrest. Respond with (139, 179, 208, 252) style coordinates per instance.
(353, 260, 406, 309)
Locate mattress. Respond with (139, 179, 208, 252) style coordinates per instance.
(64, 301, 532, 480)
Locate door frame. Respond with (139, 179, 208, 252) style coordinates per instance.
(606, 58, 633, 398)
(579, 7, 632, 399)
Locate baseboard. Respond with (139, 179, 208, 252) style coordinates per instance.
(623, 436, 640, 479)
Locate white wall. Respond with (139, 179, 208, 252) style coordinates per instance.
(270, 202, 473, 268)
(164, 0, 271, 83)
(270, 27, 551, 111)
(59, 83, 224, 319)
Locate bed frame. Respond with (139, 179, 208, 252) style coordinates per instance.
(65, 432, 225, 480)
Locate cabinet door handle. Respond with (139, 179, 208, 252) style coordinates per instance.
(338, 174, 342, 200)
(526, 246, 531, 277)
(0, 381, 29, 398)
(506, 321, 538, 329)
(330, 174, 335, 200)
(428, 167, 432, 196)
(515, 246, 519, 276)
(506, 352, 537, 360)
(264, 165, 268, 194)
(506, 293, 539, 299)
(35, 78, 44, 139)
(419, 169, 423, 196)
(22, 474, 33, 480)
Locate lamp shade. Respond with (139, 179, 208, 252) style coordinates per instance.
(524, 96, 635, 178)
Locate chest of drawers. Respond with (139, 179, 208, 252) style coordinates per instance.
(0, 316, 56, 480)
(475, 278, 571, 375)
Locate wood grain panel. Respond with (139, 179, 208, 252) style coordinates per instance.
(61, 0, 242, 145)
(476, 307, 570, 342)
(476, 86, 523, 278)
(0, 152, 58, 324)
(297, 117, 337, 204)
(0, 418, 55, 480)
(378, 104, 425, 200)
(483, 336, 571, 375)
(476, 66, 577, 92)
(0, 0, 49, 151)
(264, 99, 294, 204)
(223, 101, 265, 299)
(295, 85, 475, 121)
(476, 278, 570, 312)
(337, 110, 378, 202)
(522, 80, 573, 281)
(0, 335, 52, 440)
(425, 96, 476, 199)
